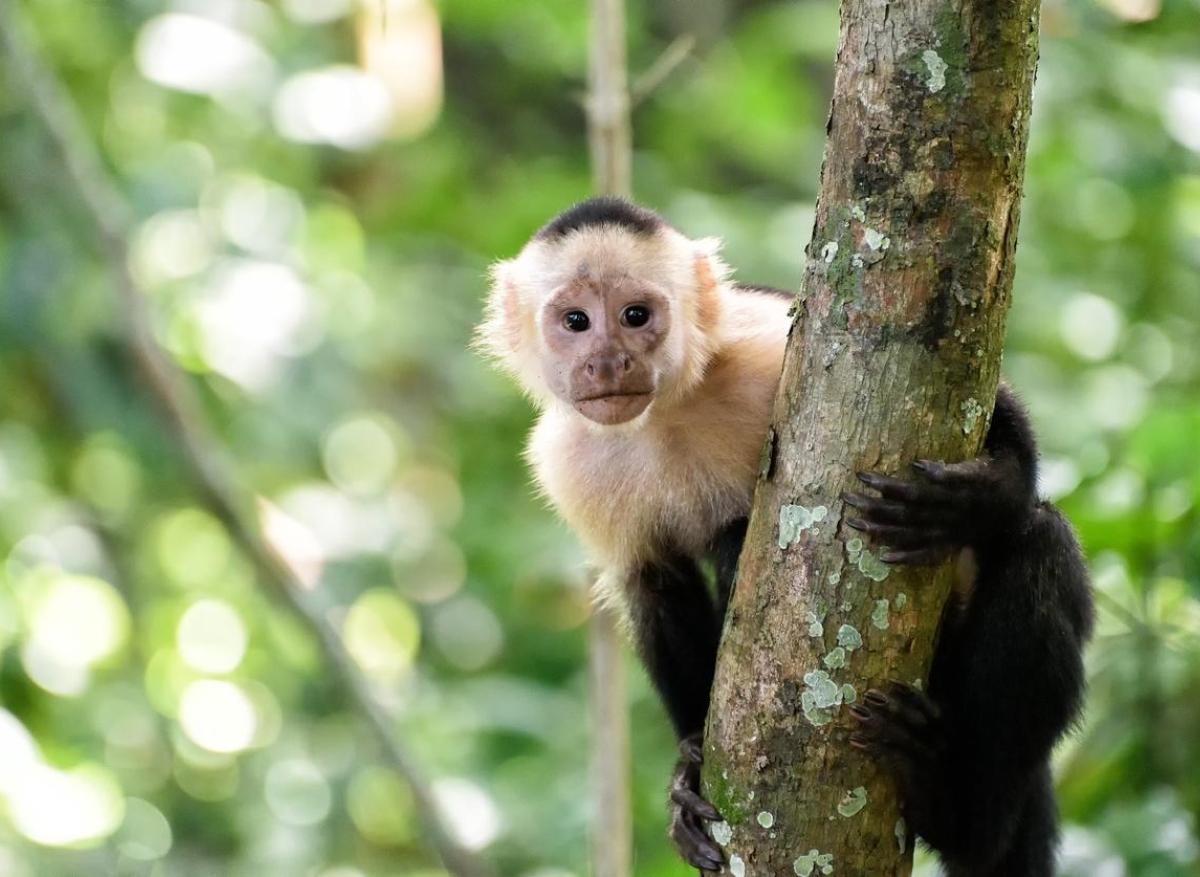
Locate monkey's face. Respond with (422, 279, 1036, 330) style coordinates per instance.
(538, 272, 672, 426)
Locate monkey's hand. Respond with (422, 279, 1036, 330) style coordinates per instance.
(843, 457, 1034, 564)
(668, 733, 724, 874)
(848, 683, 953, 849)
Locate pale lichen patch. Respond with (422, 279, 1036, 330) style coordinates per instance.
(837, 786, 868, 818)
(794, 849, 835, 875)
(823, 646, 847, 669)
(730, 853, 746, 877)
(895, 817, 908, 854)
(779, 504, 829, 550)
(757, 811, 775, 829)
(922, 49, 948, 93)
(863, 227, 891, 251)
(961, 397, 984, 435)
(801, 669, 847, 726)
(806, 610, 825, 638)
(711, 821, 733, 846)
(871, 598, 891, 630)
(846, 537, 889, 581)
(894, 592, 908, 610)
(836, 624, 863, 651)
(822, 241, 839, 263)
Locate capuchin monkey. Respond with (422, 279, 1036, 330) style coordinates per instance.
(478, 197, 1093, 876)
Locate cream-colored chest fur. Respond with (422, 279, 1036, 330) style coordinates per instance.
(526, 289, 791, 581)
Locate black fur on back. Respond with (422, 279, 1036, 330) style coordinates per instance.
(536, 197, 664, 241)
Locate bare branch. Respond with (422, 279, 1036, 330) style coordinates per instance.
(631, 34, 696, 107)
(584, 1, 634, 875)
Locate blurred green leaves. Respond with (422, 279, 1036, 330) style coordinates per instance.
(0, 0, 1198, 875)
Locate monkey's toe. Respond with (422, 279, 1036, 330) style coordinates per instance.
(668, 807, 724, 872)
(670, 781, 721, 821)
(849, 684, 946, 766)
(667, 737, 724, 871)
(678, 731, 704, 765)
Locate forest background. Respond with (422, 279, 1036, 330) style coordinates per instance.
(0, 0, 1198, 875)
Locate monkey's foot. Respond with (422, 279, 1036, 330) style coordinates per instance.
(668, 733, 724, 874)
(843, 457, 1029, 564)
(848, 683, 951, 842)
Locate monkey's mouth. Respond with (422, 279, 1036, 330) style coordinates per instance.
(572, 390, 653, 425)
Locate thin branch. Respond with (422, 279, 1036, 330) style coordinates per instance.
(584, 1, 634, 876)
(631, 34, 696, 107)
(1092, 587, 1147, 635)
(587, 0, 632, 199)
(0, 4, 490, 875)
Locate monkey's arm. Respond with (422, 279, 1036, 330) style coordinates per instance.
(844, 388, 1094, 875)
(624, 553, 725, 872)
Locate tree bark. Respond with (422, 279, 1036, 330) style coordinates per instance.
(700, 1, 1041, 874)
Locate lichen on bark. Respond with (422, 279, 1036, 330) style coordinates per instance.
(700, 0, 1042, 872)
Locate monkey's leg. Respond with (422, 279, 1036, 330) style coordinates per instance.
(626, 555, 725, 872)
(846, 459, 1091, 873)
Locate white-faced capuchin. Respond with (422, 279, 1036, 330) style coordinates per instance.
(478, 197, 1093, 877)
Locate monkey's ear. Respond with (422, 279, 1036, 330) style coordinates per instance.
(475, 259, 533, 371)
(692, 237, 730, 334)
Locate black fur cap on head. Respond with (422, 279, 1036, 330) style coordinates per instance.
(535, 196, 665, 241)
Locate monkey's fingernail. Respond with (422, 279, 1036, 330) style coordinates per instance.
(846, 517, 867, 531)
(849, 734, 870, 749)
(848, 705, 871, 721)
(864, 689, 888, 706)
(912, 459, 931, 471)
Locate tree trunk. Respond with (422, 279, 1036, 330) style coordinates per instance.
(700, 1, 1041, 873)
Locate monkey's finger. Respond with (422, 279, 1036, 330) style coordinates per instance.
(873, 692, 935, 734)
(849, 732, 874, 751)
(842, 492, 946, 525)
(857, 471, 954, 505)
(670, 786, 722, 821)
(913, 458, 991, 485)
(851, 708, 939, 765)
(880, 546, 951, 566)
(863, 688, 889, 707)
(884, 682, 945, 730)
(845, 518, 949, 549)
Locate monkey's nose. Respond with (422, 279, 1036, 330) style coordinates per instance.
(586, 353, 632, 379)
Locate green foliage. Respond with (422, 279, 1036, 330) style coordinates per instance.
(0, 0, 1198, 875)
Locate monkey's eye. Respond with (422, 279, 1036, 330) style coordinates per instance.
(621, 305, 651, 328)
(563, 310, 591, 332)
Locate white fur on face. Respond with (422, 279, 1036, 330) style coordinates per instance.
(477, 226, 731, 411)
